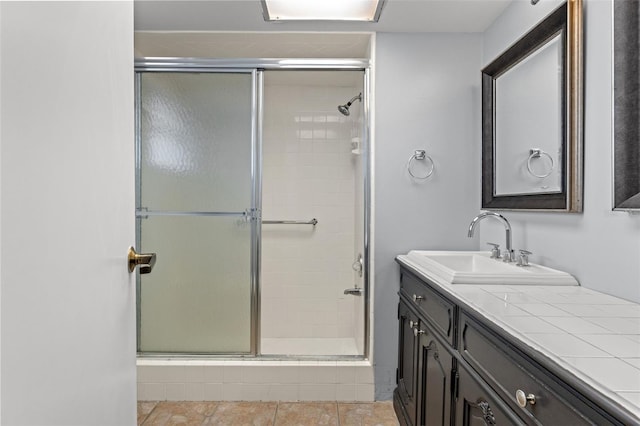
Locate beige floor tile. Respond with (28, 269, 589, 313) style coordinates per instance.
(143, 401, 219, 425)
(338, 402, 399, 426)
(137, 400, 399, 426)
(206, 401, 277, 426)
(274, 402, 338, 426)
(138, 401, 159, 425)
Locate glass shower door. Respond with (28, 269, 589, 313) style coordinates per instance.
(136, 71, 256, 354)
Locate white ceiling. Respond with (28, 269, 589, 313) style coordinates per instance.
(134, 0, 513, 33)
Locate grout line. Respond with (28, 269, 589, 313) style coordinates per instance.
(206, 401, 221, 423)
(335, 402, 341, 426)
(139, 401, 158, 426)
(273, 401, 280, 425)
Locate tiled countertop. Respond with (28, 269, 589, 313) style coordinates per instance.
(397, 255, 640, 421)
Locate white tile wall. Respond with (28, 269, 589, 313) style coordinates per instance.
(261, 337, 358, 356)
(352, 113, 366, 356)
(260, 73, 365, 354)
(137, 360, 375, 402)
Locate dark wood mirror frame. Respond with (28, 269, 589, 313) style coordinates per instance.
(481, 0, 583, 212)
(613, 0, 640, 210)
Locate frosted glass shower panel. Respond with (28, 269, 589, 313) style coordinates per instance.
(139, 215, 252, 353)
(140, 72, 253, 212)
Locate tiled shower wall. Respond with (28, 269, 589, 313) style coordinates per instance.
(137, 360, 375, 402)
(353, 126, 366, 355)
(261, 74, 364, 344)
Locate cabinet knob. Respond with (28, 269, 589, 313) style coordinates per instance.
(412, 294, 424, 302)
(409, 320, 415, 329)
(413, 327, 425, 337)
(515, 389, 536, 407)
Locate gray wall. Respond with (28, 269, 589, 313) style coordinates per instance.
(372, 0, 640, 400)
(480, 0, 640, 304)
(373, 33, 482, 399)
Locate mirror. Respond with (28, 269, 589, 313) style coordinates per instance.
(481, 1, 583, 212)
(494, 33, 563, 196)
(613, 0, 640, 210)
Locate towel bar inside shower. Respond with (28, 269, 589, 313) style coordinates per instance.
(262, 218, 318, 226)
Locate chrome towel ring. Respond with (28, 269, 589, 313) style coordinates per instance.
(407, 149, 435, 180)
(526, 148, 554, 178)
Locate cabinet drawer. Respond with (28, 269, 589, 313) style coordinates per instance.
(459, 313, 614, 425)
(455, 362, 526, 426)
(400, 270, 455, 346)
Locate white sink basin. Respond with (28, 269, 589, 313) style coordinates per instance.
(404, 251, 579, 286)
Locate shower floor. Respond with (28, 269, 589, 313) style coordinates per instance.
(261, 337, 359, 356)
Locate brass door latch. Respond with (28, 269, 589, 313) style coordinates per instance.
(128, 247, 156, 274)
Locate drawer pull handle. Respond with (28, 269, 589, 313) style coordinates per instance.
(413, 327, 425, 337)
(515, 389, 536, 407)
(412, 294, 424, 302)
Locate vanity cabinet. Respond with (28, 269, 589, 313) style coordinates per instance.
(397, 301, 420, 425)
(396, 296, 454, 426)
(394, 265, 629, 426)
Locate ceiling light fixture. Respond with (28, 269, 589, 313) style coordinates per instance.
(261, 0, 385, 22)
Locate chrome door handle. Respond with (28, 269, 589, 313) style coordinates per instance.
(128, 246, 156, 274)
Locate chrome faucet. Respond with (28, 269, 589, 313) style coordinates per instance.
(468, 212, 515, 262)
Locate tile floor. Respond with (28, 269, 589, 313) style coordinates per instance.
(138, 401, 399, 426)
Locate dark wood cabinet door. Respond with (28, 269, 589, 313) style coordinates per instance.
(417, 324, 453, 426)
(398, 301, 420, 425)
(455, 365, 525, 426)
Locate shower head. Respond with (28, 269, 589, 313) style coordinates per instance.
(338, 93, 362, 116)
(338, 104, 351, 116)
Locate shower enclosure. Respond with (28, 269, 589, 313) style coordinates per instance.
(135, 61, 369, 359)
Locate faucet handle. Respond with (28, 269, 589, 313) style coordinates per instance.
(516, 249, 532, 267)
(487, 243, 501, 259)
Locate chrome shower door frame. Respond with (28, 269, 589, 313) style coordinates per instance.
(135, 67, 261, 356)
(135, 58, 371, 359)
